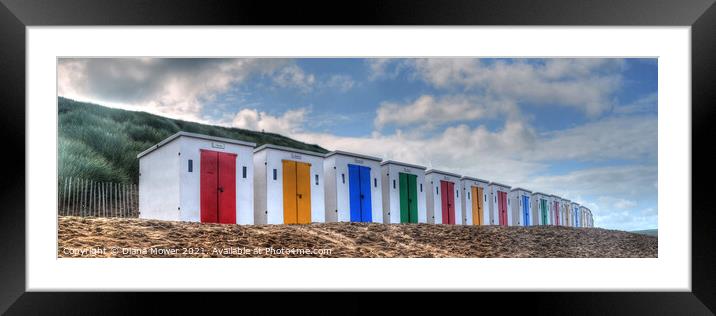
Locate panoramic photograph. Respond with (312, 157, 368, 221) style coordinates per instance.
(56, 57, 657, 258)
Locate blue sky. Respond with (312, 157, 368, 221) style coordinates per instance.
(58, 58, 658, 231)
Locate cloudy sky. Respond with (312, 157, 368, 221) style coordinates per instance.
(58, 58, 658, 231)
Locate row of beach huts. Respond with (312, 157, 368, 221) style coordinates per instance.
(138, 132, 595, 228)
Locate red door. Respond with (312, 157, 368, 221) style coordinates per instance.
(447, 181, 455, 224)
(440, 181, 456, 224)
(554, 201, 560, 226)
(200, 149, 237, 224)
(498, 191, 508, 226)
(440, 181, 449, 224)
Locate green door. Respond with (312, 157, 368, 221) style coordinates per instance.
(399, 173, 418, 223)
(540, 199, 548, 225)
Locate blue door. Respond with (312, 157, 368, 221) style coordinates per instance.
(348, 164, 372, 222)
(359, 166, 372, 222)
(522, 195, 530, 226)
(574, 207, 579, 227)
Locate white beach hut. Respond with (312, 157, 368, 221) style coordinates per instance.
(571, 202, 581, 227)
(580, 205, 589, 228)
(323, 150, 383, 223)
(460, 176, 490, 226)
(137, 132, 255, 224)
(380, 160, 427, 224)
(559, 198, 569, 226)
(425, 169, 463, 225)
(253, 144, 325, 224)
(509, 188, 532, 226)
(549, 195, 562, 226)
(561, 199, 571, 226)
(530, 192, 551, 225)
(488, 182, 512, 226)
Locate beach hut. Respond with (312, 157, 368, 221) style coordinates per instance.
(509, 188, 532, 226)
(560, 198, 571, 226)
(584, 208, 590, 227)
(137, 132, 255, 224)
(323, 151, 383, 223)
(460, 176, 490, 226)
(253, 144, 325, 224)
(571, 202, 581, 227)
(563, 199, 572, 226)
(580, 205, 589, 228)
(380, 160, 428, 224)
(425, 169, 463, 225)
(550, 195, 562, 226)
(488, 182, 512, 226)
(530, 192, 550, 225)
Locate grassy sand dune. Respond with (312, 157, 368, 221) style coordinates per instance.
(58, 216, 657, 258)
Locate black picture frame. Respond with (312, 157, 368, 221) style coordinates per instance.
(1, 0, 714, 314)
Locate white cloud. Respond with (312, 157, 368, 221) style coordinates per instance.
(366, 58, 403, 80)
(230, 108, 308, 135)
(596, 197, 638, 210)
(374, 95, 520, 130)
(406, 58, 626, 116)
(614, 92, 657, 114)
(531, 115, 658, 162)
(323, 74, 356, 92)
(272, 64, 316, 92)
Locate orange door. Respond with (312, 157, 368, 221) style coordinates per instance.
(472, 186, 484, 225)
(282, 160, 298, 224)
(282, 160, 312, 224)
(295, 161, 312, 224)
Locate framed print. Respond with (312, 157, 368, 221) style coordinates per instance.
(1, 0, 715, 314)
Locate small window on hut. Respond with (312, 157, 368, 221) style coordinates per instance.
(342, 173, 345, 184)
(242, 166, 247, 178)
(273, 169, 277, 180)
(188, 159, 193, 172)
(315, 174, 319, 185)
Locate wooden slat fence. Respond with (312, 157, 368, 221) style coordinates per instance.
(58, 177, 138, 218)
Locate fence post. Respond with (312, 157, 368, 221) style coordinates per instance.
(123, 183, 127, 218)
(104, 182, 108, 217)
(82, 179, 87, 216)
(89, 180, 94, 217)
(75, 178, 80, 216)
(73, 177, 78, 216)
(67, 177, 70, 216)
(130, 183, 135, 217)
(72, 177, 78, 216)
(113, 182, 117, 217)
(120, 183, 124, 218)
(115, 182, 119, 218)
(101, 182, 106, 217)
(61, 177, 66, 216)
(110, 182, 114, 217)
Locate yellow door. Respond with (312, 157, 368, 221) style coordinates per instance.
(472, 186, 484, 225)
(296, 161, 312, 224)
(282, 160, 298, 224)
